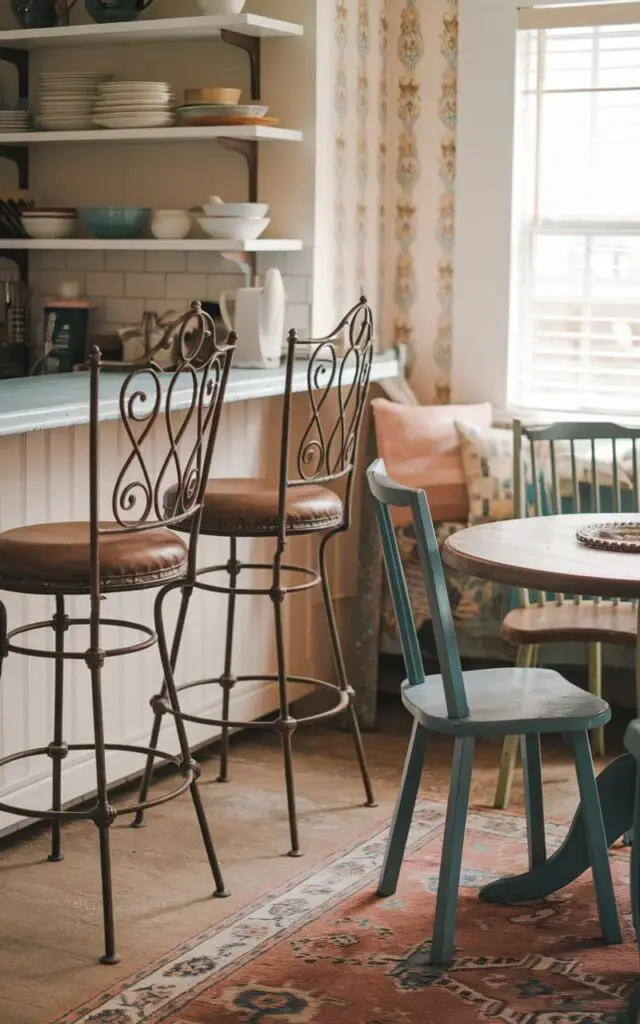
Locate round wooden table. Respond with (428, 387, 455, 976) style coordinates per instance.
(443, 513, 639, 906)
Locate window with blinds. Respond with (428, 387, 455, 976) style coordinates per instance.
(509, 5, 640, 413)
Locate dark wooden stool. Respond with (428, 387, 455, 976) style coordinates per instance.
(0, 304, 235, 963)
(136, 298, 377, 856)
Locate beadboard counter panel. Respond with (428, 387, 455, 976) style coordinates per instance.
(0, 354, 398, 835)
(0, 353, 399, 438)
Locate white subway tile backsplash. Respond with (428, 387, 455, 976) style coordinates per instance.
(166, 273, 207, 300)
(27, 249, 312, 358)
(86, 271, 124, 298)
(103, 297, 145, 326)
(286, 303, 311, 335)
(65, 251, 105, 272)
(186, 251, 223, 274)
(31, 251, 68, 271)
(105, 251, 145, 272)
(125, 272, 166, 299)
(145, 252, 187, 273)
(207, 274, 241, 302)
(286, 249, 314, 276)
(283, 275, 307, 304)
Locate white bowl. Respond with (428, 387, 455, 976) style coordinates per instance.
(198, 0, 246, 12)
(151, 209, 192, 240)
(22, 216, 77, 239)
(198, 216, 270, 241)
(202, 201, 269, 218)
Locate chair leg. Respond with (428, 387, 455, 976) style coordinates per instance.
(218, 536, 240, 784)
(88, 657, 120, 965)
(49, 595, 68, 863)
(271, 585, 300, 857)
(588, 642, 605, 758)
(155, 587, 229, 897)
(494, 644, 535, 809)
(631, 763, 640, 944)
(521, 733, 546, 869)
(431, 735, 475, 967)
(133, 584, 194, 828)
(378, 720, 429, 897)
(319, 535, 376, 808)
(566, 730, 621, 944)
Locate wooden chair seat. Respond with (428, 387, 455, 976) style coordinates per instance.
(502, 601, 637, 647)
(403, 666, 609, 736)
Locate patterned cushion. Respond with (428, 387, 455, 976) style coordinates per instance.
(455, 422, 515, 524)
(380, 520, 513, 660)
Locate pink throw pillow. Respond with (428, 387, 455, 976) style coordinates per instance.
(372, 399, 493, 524)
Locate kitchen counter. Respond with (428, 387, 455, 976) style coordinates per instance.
(0, 353, 399, 438)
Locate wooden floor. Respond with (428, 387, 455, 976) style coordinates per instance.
(0, 691, 631, 1024)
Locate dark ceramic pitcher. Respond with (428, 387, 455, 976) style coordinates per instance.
(85, 0, 155, 22)
(11, 0, 78, 28)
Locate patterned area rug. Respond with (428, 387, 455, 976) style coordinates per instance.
(56, 802, 638, 1024)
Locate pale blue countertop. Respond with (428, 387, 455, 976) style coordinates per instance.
(0, 353, 399, 438)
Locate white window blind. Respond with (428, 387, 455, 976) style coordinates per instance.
(509, 7, 640, 412)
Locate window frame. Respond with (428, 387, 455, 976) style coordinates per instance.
(452, 0, 640, 416)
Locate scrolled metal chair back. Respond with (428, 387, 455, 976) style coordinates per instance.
(90, 302, 236, 575)
(279, 297, 374, 534)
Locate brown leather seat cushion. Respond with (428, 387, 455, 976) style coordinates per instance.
(0, 522, 188, 594)
(168, 479, 344, 536)
(502, 601, 637, 647)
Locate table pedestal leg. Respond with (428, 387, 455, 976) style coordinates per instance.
(480, 753, 635, 904)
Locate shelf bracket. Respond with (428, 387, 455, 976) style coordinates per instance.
(0, 145, 29, 191)
(0, 48, 29, 102)
(220, 30, 261, 102)
(218, 137, 258, 203)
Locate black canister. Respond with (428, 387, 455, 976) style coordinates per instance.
(42, 301, 92, 373)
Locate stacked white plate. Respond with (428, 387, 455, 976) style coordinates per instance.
(93, 82, 175, 130)
(0, 109, 32, 134)
(38, 72, 111, 131)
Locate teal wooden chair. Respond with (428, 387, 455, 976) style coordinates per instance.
(624, 720, 640, 1021)
(367, 458, 621, 967)
(496, 420, 640, 810)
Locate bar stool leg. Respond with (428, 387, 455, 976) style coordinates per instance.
(49, 595, 68, 863)
(319, 535, 376, 808)
(272, 581, 300, 858)
(133, 584, 194, 828)
(88, 657, 120, 965)
(218, 536, 241, 784)
(155, 587, 229, 897)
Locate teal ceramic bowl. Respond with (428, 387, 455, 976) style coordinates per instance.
(79, 206, 150, 240)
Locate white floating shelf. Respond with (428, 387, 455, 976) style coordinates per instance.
(0, 14, 303, 49)
(0, 238, 303, 252)
(0, 124, 302, 145)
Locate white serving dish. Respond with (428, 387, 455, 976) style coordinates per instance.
(94, 99, 173, 111)
(22, 216, 77, 239)
(150, 210, 192, 240)
(99, 83, 171, 93)
(93, 114, 175, 129)
(198, 0, 246, 12)
(198, 216, 270, 241)
(202, 201, 269, 218)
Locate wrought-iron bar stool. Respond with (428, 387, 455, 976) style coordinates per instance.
(0, 304, 235, 964)
(136, 298, 377, 856)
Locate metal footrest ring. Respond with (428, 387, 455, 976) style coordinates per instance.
(0, 743, 197, 823)
(6, 617, 157, 661)
(195, 562, 320, 597)
(159, 674, 351, 730)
